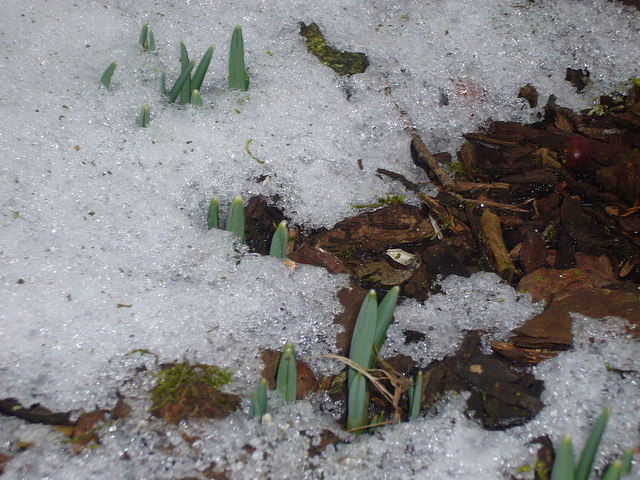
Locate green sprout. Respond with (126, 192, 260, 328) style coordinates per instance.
(207, 196, 219, 230)
(229, 26, 249, 91)
(179, 41, 191, 104)
(373, 286, 400, 358)
(276, 342, 298, 402)
(169, 42, 214, 104)
(191, 89, 203, 106)
(139, 103, 150, 127)
(191, 45, 214, 93)
(347, 290, 377, 432)
(147, 28, 155, 51)
(139, 22, 149, 49)
(346, 288, 401, 433)
(250, 378, 268, 420)
(269, 220, 289, 258)
(551, 407, 634, 480)
(167, 59, 195, 103)
(408, 371, 423, 419)
(100, 61, 117, 89)
(225, 195, 245, 243)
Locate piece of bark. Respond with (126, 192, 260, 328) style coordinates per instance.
(288, 244, 347, 274)
(479, 209, 519, 283)
(520, 233, 547, 274)
(409, 131, 455, 190)
(561, 196, 611, 253)
(418, 193, 470, 235)
(0, 398, 71, 426)
(376, 168, 422, 192)
(507, 302, 573, 350)
(423, 244, 470, 278)
(312, 205, 434, 254)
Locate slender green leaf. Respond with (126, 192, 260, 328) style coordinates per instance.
(346, 372, 369, 433)
(179, 41, 191, 104)
(601, 460, 623, 480)
(167, 60, 195, 103)
(620, 449, 634, 474)
(269, 220, 289, 258)
(229, 25, 248, 91)
(276, 342, 297, 402)
(207, 196, 219, 230)
(575, 407, 611, 480)
(160, 68, 166, 95)
(139, 103, 150, 127)
(191, 89, 203, 106)
(100, 61, 117, 89)
(373, 286, 399, 354)
(368, 411, 385, 434)
(551, 434, 574, 480)
(147, 28, 155, 51)
(250, 378, 268, 420)
(408, 371, 423, 419)
(139, 22, 148, 49)
(225, 195, 245, 243)
(348, 290, 377, 387)
(192, 45, 214, 92)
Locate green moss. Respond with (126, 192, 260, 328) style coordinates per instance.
(299, 22, 369, 76)
(450, 160, 467, 179)
(336, 245, 359, 260)
(349, 193, 406, 209)
(151, 360, 233, 409)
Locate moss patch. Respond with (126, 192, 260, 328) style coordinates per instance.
(150, 360, 239, 424)
(299, 22, 369, 76)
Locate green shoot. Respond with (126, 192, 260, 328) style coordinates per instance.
(575, 406, 610, 480)
(160, 68, 166, 95)
(348, 290, 377, 387)
(191, 89, 203, 106)
(179, 41, 191, 105)
(600, 461, 622, 480)
(250, 378, 268, 420)
(346, 290, 377, 434)
(191, 45, 214, 93)
(347, 372, 369, 432)
(550, 407, 634, 480)
(139, 22, 148, 49)
(620, 449, 634, 473)
(551, 434, 574, 480)
(139, 103, 150, 127)
(408, 371, 423, 419)
(225, 195, 245, 243)
(167, 59, 195, 103)
(229, 26, 249, 91)
(276, 342, 298, 402)
(100, 61, 117, 89)
(269, 220, 289, 258)
(368, 411, 385, 434)
(147, 28, 155, 51)
(373, 286, 400, 356)
(207, 196, 219, 230)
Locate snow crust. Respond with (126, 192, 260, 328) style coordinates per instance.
(1, 0, 640, 478)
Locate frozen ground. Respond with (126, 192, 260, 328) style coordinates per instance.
(1, 0, 639, 478)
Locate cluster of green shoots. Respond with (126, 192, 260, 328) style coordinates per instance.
(100, 23, 249, 127)
(346, 286, 425, 433)
(249, 286, 425, 435)
(250, 342, 298, 420)
(551, 407, 634, 480)
(207, 195, 289, 259)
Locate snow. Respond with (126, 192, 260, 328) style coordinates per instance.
(1, 0, 640, 478)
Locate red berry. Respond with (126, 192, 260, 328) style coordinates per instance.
(566, 136, 590, 169)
